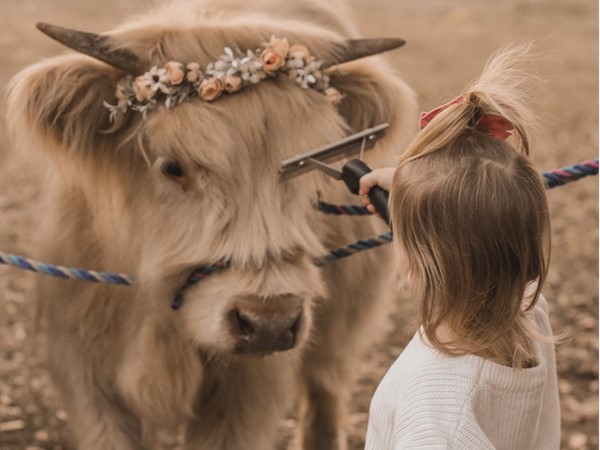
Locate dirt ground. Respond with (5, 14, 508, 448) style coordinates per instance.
(0, 0, 597, 449)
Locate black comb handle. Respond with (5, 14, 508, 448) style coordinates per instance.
(341, 159, 390, 225)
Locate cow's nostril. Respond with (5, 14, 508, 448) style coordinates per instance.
(229, 296, 304, 354)
(289, 316, 301, 340)
(235, 310, 254, 341)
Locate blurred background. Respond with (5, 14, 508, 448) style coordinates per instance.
(0, 1, 597, 449)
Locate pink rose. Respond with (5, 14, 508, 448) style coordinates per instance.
(261, 37, 290, 75)
(289, 44, 310, 61)
(198, 78, 223, 101)
(186, 62, 202, 82)
(133, 76, 155, 102)
(223, 75, 242, 93)
(164, 61, 185, 85)
(261, 50, 286, 75)
(269, 37, 290, 56)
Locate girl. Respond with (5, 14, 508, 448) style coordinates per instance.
(359, 44, 560, 449)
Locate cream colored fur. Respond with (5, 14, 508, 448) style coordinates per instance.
(7, 1, 417, 449)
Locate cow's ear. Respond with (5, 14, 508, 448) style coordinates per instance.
(328, 60, 418, 143)
(7, 55, 123, 156)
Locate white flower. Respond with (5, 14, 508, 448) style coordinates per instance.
(224, 47, 235, 59)
(249, 71, 267, 84)
(139, 66, 171, 95)
(207, 51, 234, 79)
(286, 55, 305, 70)
(238, 50, 267, 83)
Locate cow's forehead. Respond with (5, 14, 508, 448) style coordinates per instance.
(140, 79, 347, 169)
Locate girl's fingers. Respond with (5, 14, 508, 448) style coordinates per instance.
(359, 168, 395, 195)
(359, 173, 377, 195)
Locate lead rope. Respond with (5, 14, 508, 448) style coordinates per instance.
(0, 159, 597, 309)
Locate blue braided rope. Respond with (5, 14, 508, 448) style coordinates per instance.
(316, 232, 393, 265)
(171, 234, 393, 309)
(317, 159, 600, 216)
(1, 158, 597, 304)
(316, 201, 371, 215)
(0, 251, 133, 285)
(186, 261, 230, 283)
(181, 232, 395, 289)
(3, 234, 396, 286)
(543, 159, 598, 189)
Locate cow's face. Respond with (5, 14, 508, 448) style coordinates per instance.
(132, 79, 343, 354)
(8, 18, 413, 355)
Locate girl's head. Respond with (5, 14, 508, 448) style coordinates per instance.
(391, 44, 551, 368)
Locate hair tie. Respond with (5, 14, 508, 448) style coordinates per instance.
(419, 95, 464, 129)
(474, 114, 514, 140)
(419, 95, 514, 141)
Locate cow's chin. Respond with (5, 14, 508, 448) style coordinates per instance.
(179, 287, 313, 356)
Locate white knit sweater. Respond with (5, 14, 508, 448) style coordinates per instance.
(365, 295, 560, 450)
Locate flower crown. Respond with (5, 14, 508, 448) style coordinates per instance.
(104, 36, 341, 121)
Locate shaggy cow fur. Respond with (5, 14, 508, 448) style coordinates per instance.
(7, 0, 417, 448)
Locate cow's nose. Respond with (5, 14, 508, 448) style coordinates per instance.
(230, 294, 303, 353)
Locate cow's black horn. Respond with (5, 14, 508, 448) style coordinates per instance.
(36, 22, 142, 74)
(323, 38, 406, 68)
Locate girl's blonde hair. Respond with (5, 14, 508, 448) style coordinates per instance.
(391, 43, 551, 369)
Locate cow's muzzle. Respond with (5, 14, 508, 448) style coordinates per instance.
(229, 294, 303, 353)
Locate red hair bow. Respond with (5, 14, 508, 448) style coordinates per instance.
(419, 95, 514, 141)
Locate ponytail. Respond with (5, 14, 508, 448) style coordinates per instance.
(400, 42, 538, 164)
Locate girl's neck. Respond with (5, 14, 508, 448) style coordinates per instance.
(434, 323, 478, 353)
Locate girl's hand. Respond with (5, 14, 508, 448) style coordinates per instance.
(358, 168, 395, 215)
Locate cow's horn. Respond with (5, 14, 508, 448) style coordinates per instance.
(324, 38, 406, 68)
(36, 22, 142, 74)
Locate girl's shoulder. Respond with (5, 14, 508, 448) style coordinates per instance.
(530, 293, 552, 337)
(369, 338, 486, 446)
(379, 331, 485, 405)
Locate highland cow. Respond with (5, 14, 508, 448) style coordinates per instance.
(7, 0, 417, 448)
